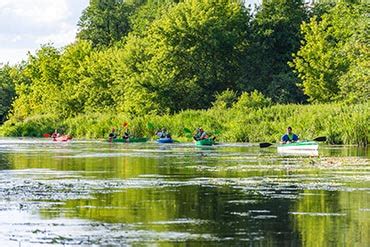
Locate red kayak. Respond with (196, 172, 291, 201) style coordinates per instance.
(53, 135, 72, 142)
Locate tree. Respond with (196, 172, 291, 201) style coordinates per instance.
(337, 7, 369, 103)
(232, 90, 272, 110)
(291, 2, 368, 103)
(128, 0, 176, 37)
(0, 65, 15, 123)
(114, 0, 251, 115)
(57, 40, 94, 116)
(10, 45, 62, 120)
(8, 41, 95, 120)
(240, 0, 308, 103)
(77, 47, 117, 112)
(77, 0, 139, 47)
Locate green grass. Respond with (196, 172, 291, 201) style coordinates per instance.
(0, 103, 368, 146)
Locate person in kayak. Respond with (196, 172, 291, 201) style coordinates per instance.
(193, 128, 209, 141)
(51, 128, 72, 141)
(281, 127, 299, 143)
(122, 128, 130, 140)
(51, 129, 60, 139)
(109, 128, 117, 142)
(156, 128, 171, 138)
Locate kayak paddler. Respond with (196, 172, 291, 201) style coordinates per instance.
(122, 128, 130, 140)
(193, 128, 209, 141)
(156, 128, 171, 138)
(281, 126, 299, 144)
(51, 129, 60, 140)
(109, 128, 117, 142)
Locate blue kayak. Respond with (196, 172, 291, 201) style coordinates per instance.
(157, 137, 174, 143)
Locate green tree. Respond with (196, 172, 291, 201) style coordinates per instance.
(77, 47, 117, 112)
(77, 0, 140, 47)
(58, 40, 94, 116)
(9, 41, 95, 120)
(212, 89, 238, 110)
(232, 90, 272, 110)
(315, 0, 365, 3)
(0, 65, 16, 123)
(128, 0, 176, 37)
(337, 10, 369, 103)
(10, 45, 61, 120)
(242, 0, 308, 103)
(113, 34, 161, 115)
(291, 2, 368, 102)
(114, 0, 251, 115)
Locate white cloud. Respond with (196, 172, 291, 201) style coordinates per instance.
(0, 48, 30, 65)
(0, 0, 89, 65)
(5, 0, 70, 23)
(35, 25, 77, 47)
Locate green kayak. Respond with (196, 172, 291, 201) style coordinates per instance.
(195, 138, 215, 146)
(111, 137, 148, 143)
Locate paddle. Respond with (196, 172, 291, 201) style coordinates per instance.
(183, 127, 192, 134)
(259, 142, 273, 148)
(313, 136, 326, 142)
(259, 136, 327, 148)
(183, 127, 193, 139)
(118, 122, 129, 136)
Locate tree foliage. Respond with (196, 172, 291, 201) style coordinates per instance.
(232, 90, 272, 110)
(242, 0, 308, 103)
(2, 0, 368, 126)
(77, 0, 139, 47)
(212, 89, 238, 110)
(113, 0, 251, 114)
(9, 41, 118, 120)
(10, 45, 62, 120)
(0, 65, 15, 122)
(292, 2, 369, 103)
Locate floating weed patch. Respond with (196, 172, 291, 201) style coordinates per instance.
(306, 157, 369, 168)
(288, 212, 346, 217)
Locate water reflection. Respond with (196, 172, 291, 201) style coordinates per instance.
(0, 139, 368, 245)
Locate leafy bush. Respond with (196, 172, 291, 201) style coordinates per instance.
(232, 90, 272, 110)
(1, 103, 368, 146)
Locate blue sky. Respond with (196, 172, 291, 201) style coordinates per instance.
(0, 0, 261, 65)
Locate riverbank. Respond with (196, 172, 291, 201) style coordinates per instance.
(0, 103, 368, 146)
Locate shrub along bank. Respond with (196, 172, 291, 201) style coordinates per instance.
(0, 103, 368, 146)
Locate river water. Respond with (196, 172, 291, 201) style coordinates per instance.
(0, 138, 368, 246)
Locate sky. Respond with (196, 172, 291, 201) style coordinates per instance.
(0, 0, 261, 65)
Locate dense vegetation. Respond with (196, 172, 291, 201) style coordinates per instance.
(291, 2, 369, 103)
(0, 0, 368, 145)
(1, 98, 368, 146)
(0, 65, 15, 123)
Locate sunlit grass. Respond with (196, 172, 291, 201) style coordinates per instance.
(0, 103, 368, 146)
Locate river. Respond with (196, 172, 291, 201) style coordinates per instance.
(0, 138, 368, 246)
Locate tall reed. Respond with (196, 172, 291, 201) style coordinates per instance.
(1, 103, 368, 146)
